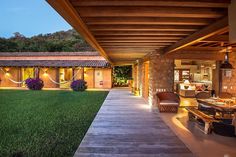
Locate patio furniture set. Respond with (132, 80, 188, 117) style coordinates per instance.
(156, 91, 236, 137)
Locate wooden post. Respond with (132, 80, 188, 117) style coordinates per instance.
(56, 68, 60, 88)
(18, 68, 22, 87)
(34, 67, 39, 79)
(229, 0, 236, 43)
(72, 68, 75, 81)
(82, 67, 85, 80)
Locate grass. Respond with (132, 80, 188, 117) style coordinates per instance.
(0, 90, 108, 157)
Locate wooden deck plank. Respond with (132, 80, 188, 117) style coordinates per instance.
(74, 88, 194, 157)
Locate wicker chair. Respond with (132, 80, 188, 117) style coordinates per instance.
(219, 92, 232, 99)
(196, 92, 215, 116)
(156, 92, 180, 113)
(195, 92, 211, 99)
(212, 122, 235, 137)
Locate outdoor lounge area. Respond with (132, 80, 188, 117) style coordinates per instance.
(46, 0, 236, 156)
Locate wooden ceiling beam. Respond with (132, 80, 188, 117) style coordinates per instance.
(103, 49, 158, 52)
(84, 17, 212, 25)
(102, 45, 164, 49)
(166, 51, 224, 60)
(77, 6, 226, 18)
(100, 43, 172, 46)
(71, 0, 230, 8)
(93, 31, 191, 36)
(96, 36, 184, 40)
(97, 39, 178, 43)
(88, 25, 200, 31)
(201, 35, 229, 42)
(163, 17, 228, 54)
(182, 46, 222, 51)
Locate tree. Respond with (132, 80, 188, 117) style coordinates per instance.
(0, 29, 95, 52)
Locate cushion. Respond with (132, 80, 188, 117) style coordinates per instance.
(160, 100, 179, 106)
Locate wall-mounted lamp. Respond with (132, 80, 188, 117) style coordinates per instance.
(220, 47, 234, 70)
(43, 69, 48, 77)
(4, 68, 10, 76)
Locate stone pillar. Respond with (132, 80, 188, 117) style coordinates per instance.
(149, 54, 174, 106)
(137, 60, 143, 96)
(221, 53, 236, 95)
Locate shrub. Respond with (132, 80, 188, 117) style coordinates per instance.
(71, 79, 87, 91)
(25, 78, 44, 90)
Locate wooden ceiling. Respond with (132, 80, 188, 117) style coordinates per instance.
(47, 0, 232, 64)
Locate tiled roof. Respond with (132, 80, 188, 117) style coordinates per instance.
(0, 60, 110, 68)
(0, 51, 100, 56)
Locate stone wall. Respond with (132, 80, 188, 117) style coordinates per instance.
(149, 53, 174, 106)
(221, 52, 236, 95)
(137, 60, 144, 97)
(131, 54, 174, 105)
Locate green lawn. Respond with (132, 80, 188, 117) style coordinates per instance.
(0, 90, 108, 157)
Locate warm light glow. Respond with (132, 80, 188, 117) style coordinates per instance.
(138, 104, 151, 110)
(43, 70, 48, 77)
(4, 68, 10, 76)
(181, 100, 192, 106)
(183, 80, 190, 84)
(5, 72, 10, 77)
(171, 110, 191, 132)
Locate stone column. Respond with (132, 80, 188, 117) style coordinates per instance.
(149, 54, 174, 106)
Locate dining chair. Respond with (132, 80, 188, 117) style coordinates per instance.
(219, 92, 233, 99)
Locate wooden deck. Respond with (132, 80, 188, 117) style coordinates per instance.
(74, 88, 194, 157)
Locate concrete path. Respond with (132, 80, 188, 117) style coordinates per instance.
(74, 88, 194, 157)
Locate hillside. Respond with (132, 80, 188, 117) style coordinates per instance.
(0, 29, 95, 52)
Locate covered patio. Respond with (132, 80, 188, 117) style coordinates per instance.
(46, 0, 236, 156)
(47, 0, 236, 104)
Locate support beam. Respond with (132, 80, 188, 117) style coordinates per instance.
(100, 43, 172, 46)
(98, 39, 178, 43)
(96, 36, 183, 40)
(229, 0, 236, 43)
(163, 17, 228, 54)
(84, 17, 212, 25)
(93, 31, 191, 36)
(200, 35, 228, 42)
(77, 6, 226, 18)
(46, 0, 112, 64)
(88, 25, 200, 31)
(166, 51, 224, 60)
(102, 45, 165, 48)
(72, 0, 230, 8)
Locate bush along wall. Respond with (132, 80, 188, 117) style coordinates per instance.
(25, 78, 44, 90)
(71, 79, 87, 91)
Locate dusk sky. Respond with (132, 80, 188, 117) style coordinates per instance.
(0, 0, 72, 38)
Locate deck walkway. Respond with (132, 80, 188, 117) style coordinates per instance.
(74, 88, 194, 157)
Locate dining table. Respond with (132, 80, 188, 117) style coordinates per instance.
(197, 98, 236, 118)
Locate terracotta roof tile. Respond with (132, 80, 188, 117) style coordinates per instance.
(0, 52, 100, 57)
(0, 60, 110, 68)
